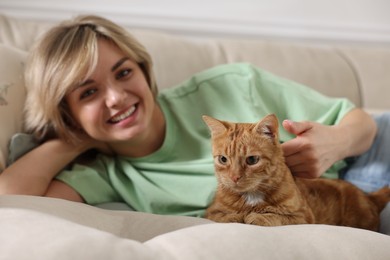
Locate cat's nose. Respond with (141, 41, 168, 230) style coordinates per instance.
(231, 175, 241, 183)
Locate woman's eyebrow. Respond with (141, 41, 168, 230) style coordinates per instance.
(73, 57, 130, 92)
(112, 57, 129, 71)
(79, 79, 94, 87)
(70, 79, 93, 93)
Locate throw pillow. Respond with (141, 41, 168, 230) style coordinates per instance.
(0, 44, 27, 171)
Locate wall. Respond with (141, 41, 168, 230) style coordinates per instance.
(0, 0, 389, 45)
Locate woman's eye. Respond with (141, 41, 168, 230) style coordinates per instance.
(116, 69, 132, 80)
(217, 155, 228, 165)
(80, 88, 97, 99)
(246, 156, 260, 165)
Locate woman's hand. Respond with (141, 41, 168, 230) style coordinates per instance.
(281, 120, 342, 178)
(281, 109, 377, 178)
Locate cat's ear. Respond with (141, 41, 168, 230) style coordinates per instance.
(202, 115, 227, 136)
(254, 114, 279, 140)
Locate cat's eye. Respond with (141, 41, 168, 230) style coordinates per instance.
(246, 156, 260, 165)
(217, 155, 228, 165)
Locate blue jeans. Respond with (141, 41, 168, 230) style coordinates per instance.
(341, 112, 390, 234)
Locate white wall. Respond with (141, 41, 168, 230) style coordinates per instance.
(0, 0, 389, 44)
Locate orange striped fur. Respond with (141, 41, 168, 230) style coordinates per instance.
(203, 114, 390, 231)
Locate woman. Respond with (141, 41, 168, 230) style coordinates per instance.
(0, 15, 388, 231)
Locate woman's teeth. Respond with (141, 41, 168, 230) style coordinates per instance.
(110, 105, 136, 123)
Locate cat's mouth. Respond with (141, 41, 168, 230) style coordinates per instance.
(227, 179, 263, 193)
(226, 182, 250, 193)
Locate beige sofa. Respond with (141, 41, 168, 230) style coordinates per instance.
(0, 14, 390, 260)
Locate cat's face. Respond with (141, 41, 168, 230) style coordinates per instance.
(203, 114, 281, 193)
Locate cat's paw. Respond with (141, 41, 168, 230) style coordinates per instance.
(244, 213, 276, 226)
(207, 213, 244, 223)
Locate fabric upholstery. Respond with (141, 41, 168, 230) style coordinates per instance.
(1, 195, 390, 260)
(0, 44, 26, 171)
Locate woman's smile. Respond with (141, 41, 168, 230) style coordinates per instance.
(108, 104, 138, 124)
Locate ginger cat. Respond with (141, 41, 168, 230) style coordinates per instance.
(202, 114, 390, 231)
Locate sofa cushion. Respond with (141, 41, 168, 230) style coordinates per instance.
(0, 44, 27, 171)
(337, 46, 390, 111)
(0, 14, 52, 51)
(0, 195, 213, 242)
(146, 222, 390, 260)
(1, 195, 390, 260)
(130, 29, 227, 91)
(0, 208, 158, 260)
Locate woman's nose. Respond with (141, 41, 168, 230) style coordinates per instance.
(105, 84, 125, 108)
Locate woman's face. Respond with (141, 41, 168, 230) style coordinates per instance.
(65, 39, 156, 143)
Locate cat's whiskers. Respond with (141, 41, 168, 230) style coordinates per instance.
(242, 176, 273, 190)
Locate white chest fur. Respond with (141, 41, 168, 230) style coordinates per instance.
(243, 192, 265, 206)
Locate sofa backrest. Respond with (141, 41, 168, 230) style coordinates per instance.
(1, 13, 389, 111)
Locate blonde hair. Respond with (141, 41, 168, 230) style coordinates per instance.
(24, 15, 157, 142)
